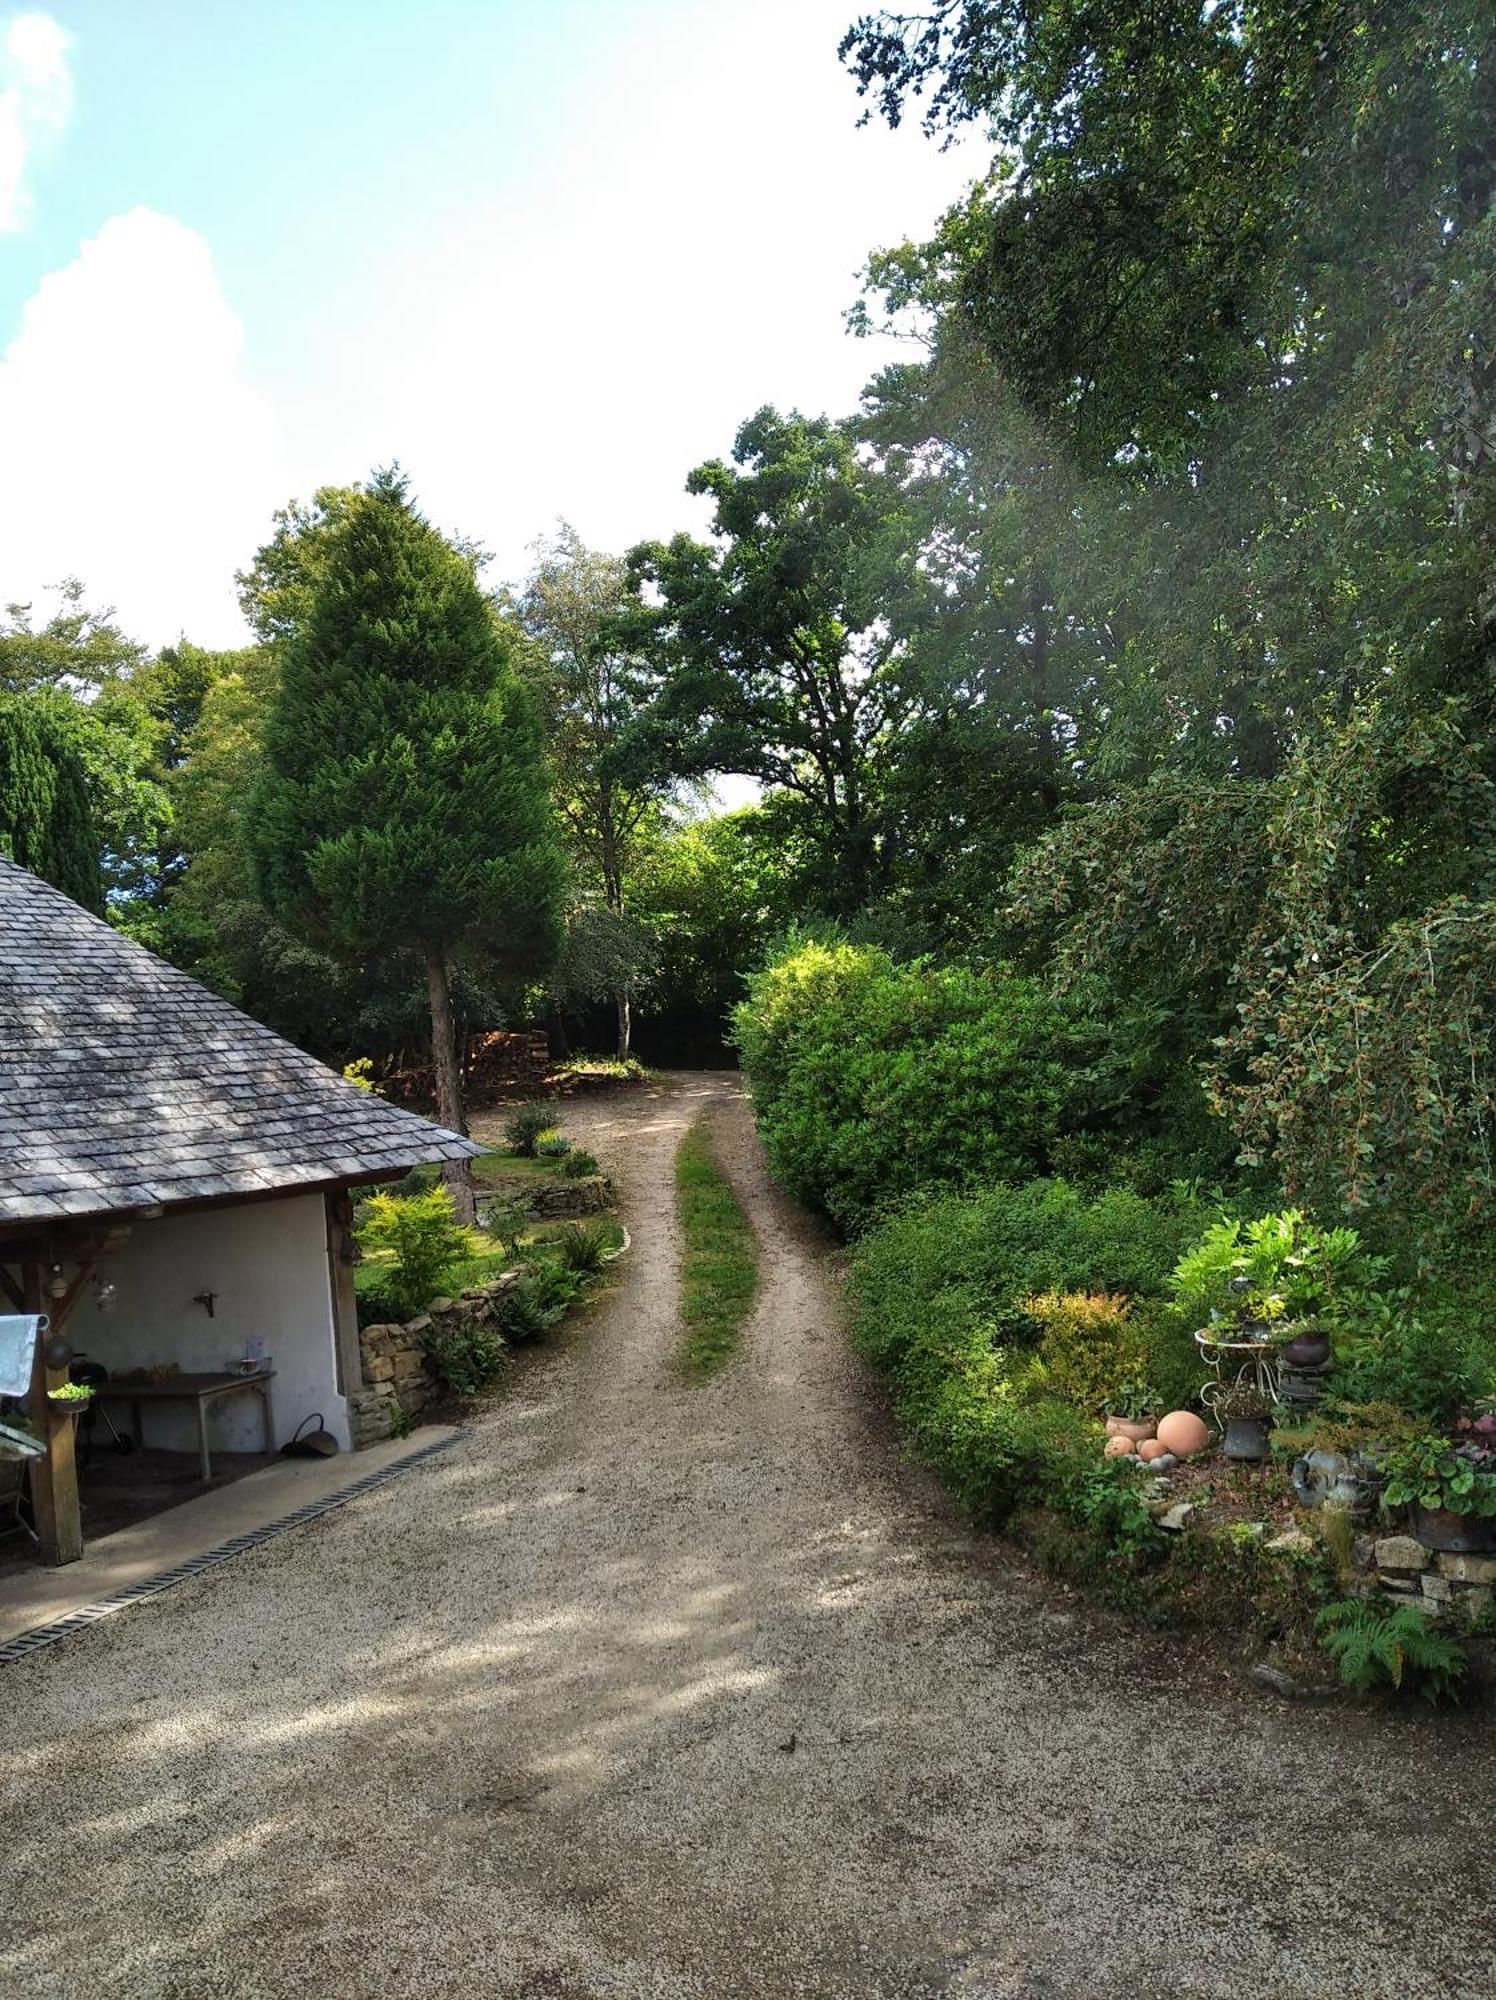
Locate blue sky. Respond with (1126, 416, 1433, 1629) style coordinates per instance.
(0, 2, 979, 646)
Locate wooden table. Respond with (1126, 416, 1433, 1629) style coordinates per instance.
(96, 1371, 276, 1484)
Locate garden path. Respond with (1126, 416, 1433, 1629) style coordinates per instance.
(1, 1071, 1492, 1998)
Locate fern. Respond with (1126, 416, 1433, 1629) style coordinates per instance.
(1316, 1598, 1467, 1703)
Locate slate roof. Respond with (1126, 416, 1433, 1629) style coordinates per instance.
(0, 860, 480, 1228)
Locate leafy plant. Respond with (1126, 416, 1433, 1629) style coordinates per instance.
(1023, 1290, 1149, 1415)
(1170, 1210, 1385, 1332)
(504, 1104, 553, 1157)
(45, 1381, 93, 1403)
(554, 1222, 612, 1274)
(1216, 1381, 1276, 1421)
(1315, 1598, 1467, 1703)
(342, 1057, 377, 1093)
(535, 1130, 573, 1158)
(1377, 1430, 1496, 1520)
(563, 1148, 602, 1179)
(356, 1187, 471, 1320)
(421, 1319, 506, 1396)
(481, 1196, 529, 1256)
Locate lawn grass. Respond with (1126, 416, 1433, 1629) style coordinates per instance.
(676, 1117, 757, 1380)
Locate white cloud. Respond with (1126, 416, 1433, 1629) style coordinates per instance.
(291, 0, 982, 594)
(0, 10, 70, 232)
(0, 207, 287, 644)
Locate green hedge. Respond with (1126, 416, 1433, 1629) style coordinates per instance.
(733, 940, 1087, 1232)
(846, 1178, 1213, 1538)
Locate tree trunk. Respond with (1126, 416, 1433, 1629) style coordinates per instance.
(615, 987, 632, 1063)
(425, 947, 476, 1226)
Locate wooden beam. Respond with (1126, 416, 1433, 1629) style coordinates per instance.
(0, 1263, 23, 1311)
(24, 1257, 83, 1566)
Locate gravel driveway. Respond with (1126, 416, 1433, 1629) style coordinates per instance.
(2, 1071, 1492, 1999)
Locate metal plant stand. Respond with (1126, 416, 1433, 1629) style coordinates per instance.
(1194, 1330, 1282, 1430)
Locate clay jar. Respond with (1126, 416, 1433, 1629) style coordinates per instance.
(1104, 1416, 1156, 1443)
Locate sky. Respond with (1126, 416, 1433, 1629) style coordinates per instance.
(0, 1, 980, 649)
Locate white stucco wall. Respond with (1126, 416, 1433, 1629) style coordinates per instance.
(72, 1191, 350, 1455)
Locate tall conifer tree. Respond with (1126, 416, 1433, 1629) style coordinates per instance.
(0, 695, 103, 911)
(252, 470, 564, 1219)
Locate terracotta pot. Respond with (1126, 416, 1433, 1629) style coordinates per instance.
(1223, 1416, 1272, 1463)
(1410, 1504, 1496, 1554)
(1105, 1416, 1156, 1443)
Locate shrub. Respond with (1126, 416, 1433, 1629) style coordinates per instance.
(848, 1177, 1215, 1383)
(422, 1319, 506, 1396)
(1315, 1598, 1467, 1702)
(563, 1148, 602, 1179)
(1025, 1291, 1150, 1414)
(504, 1104, 553, 1157)
(356, 1187, 470, 1320)
(535, 1130, 572, 1158)
(1169, 1209, 1386, 1330)
(554, 1222, 611, 1274)
(734, 940, 1087, 1232)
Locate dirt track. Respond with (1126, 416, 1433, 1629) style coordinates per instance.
(2, 1071, 1493, 1999)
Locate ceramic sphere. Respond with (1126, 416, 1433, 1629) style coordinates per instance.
(1156, 1409, 1210, 1458)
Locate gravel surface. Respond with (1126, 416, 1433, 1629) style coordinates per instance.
(2, 1070, 1493, 1999)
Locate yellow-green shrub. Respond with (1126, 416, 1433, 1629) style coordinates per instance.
(1025, 1290, 1148, 1413)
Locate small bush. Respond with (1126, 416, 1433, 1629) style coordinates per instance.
(554, 1222, 611, 1274)
(422, 1320, 507, 1396)
(535, 1130, 573, 1158)
(504, 1104, 553, 1157)
(356, 1187, 470, 1320)
(1025, 1291, 1149, 1414)
(563, 1148, 602, 1179)
(1316, 1598, 1467, 1702)
(496, 1264, 583, 1342)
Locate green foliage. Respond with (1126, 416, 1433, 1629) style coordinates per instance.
(1328, 1295, 1490, 1425)
(504, 1105, 554, 1157)
(1024, 1291, 1150, 1416)
(562, 1148, 602, 1179)
(1377, 1432, 1496, 1521)
(849, 1177, 1212, 1377)
(554, 1221, 611, 1275)
(628, 409, 905, 914)
(676, 1118, 758, 1379)
(1315, 1598, 1468, 1703)
(421, 1318, 507, 1397)
(534, 1130, 572, 1158)
(0, 694, 103, 910)
(735, 939, 1083, 1231)
(356, 1187, 471, 1321)
(252, 470, 564, 972)
(847, 1175, 1210, 1551)
(1170, 1211, 1386, 1330)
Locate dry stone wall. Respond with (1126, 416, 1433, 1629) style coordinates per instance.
(350, 1273, 521, 1448)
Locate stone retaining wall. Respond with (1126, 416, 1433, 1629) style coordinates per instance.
(1370, 1535, 1495, 1621)
(349, 1274, 521, 1448)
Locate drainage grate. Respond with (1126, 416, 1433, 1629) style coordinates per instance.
(0, 1431, 461, 1667)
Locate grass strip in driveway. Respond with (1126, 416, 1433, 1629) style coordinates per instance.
(676, 1115, 757, 1379)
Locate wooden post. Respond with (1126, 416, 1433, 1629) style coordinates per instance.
(324, 1189, 362, 1397)
(25, 1256, 83, 1566)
